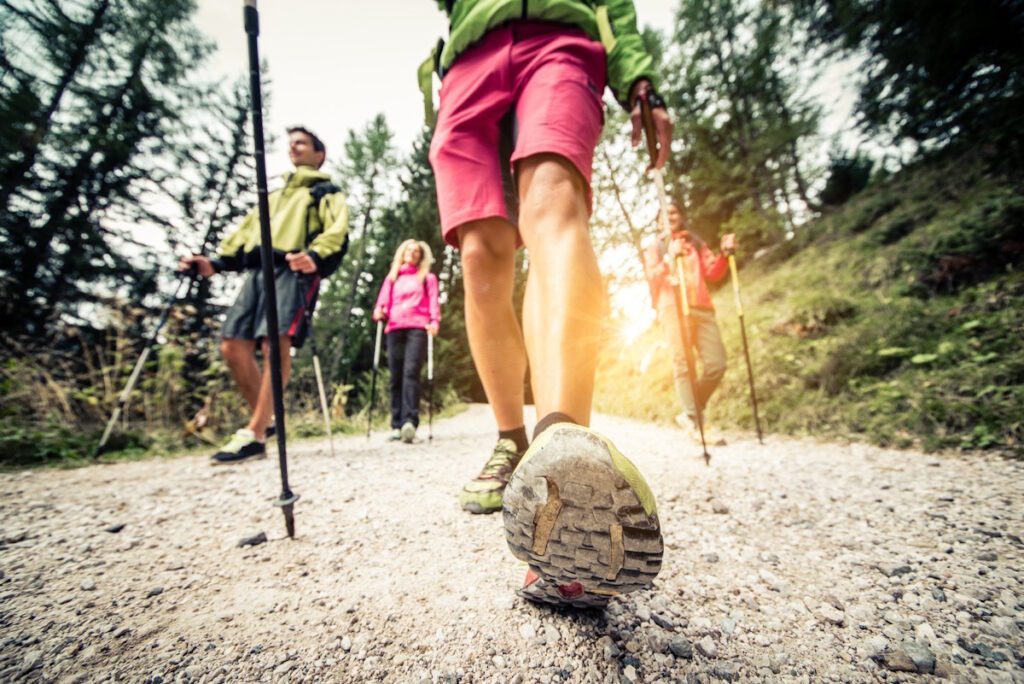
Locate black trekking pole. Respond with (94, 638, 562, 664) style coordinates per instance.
(301, 278, 335, 457)
(427, 330, 434, 443)
(244, 0, 298, 538)
(366, 320, 383, 440)
(640, 93, 711, 465)
(727, 251, 764, 444)
(93, 271, 193, 458)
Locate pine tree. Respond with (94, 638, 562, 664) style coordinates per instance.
(787, 0, 1024, 151)
(318, 114, 397, 385)
(665, 0, 821, 247)
(0, 0, 212, 339)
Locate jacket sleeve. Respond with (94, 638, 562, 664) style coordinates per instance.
(426, 273, 441, 326)
(701, 245, 729, 283)
(308, 192, 350, 277)
(210, 209, 257, 273)
(602, 0, 659, 108)
(374, 277, 394, 316)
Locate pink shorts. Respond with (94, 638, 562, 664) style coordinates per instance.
(428, 21, 607, 248)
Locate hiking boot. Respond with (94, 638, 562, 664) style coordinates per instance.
(702, 423, 727, 447)
(502, 423, 663, 609)
(388, 428, 402, 441)
(401, 421, 416, 444)
(675, 413, 726, 447)
(211, 428, 265, 465)
(458, 438, 522, 514)
(265, 423, 276, 440)
(675, 413, 702, 443)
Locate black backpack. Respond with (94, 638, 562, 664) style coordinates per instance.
(306, 180, 349, 277)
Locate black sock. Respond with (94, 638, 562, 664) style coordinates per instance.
(499, 426, 529, 454)
(533, 412, 577, 441)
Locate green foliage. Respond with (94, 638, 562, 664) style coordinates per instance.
(820, 154, 874, 207)
(663, 0, 822, 247)
(788, 0, 1024, 152)
(0, 0, 215, 338)
(595, 153, 1024, 454)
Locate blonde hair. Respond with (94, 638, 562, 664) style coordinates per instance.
(387, 239, 434, 282)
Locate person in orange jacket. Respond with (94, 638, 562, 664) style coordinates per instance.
(644, 202, 735, 443)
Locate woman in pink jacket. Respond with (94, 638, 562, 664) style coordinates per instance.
(373, 239, 441, 443)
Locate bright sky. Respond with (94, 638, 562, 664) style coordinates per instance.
(194, 0, 678, 174)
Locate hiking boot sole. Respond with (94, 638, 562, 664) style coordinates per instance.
(502, 426, 663, 609)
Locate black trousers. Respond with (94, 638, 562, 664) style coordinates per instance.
(386, 328, 427, 428)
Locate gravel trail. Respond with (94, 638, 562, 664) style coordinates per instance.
(0, 405, 1021, 683)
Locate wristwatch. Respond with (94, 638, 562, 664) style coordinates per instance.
(645, 87, 667, 110)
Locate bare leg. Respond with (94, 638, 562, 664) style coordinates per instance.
(457, 219, 527, 431)
(247, 336, 292, 439)
(517, 154, 602, 425)
(220, 338, 260, 411)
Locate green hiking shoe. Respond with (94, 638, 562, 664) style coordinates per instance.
(211, 428, 266, 465)
(502, 423, 663, 609)
(458, 438, 522, 514)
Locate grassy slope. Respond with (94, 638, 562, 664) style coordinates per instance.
(595, 153, 1024, 454)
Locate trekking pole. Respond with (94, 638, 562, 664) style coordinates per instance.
(640, 93, 711, 465)
(727, 251, 764, 444)
(366, 320, 383, 440)
(427, 331, 434, 443)
(93, 272, 193, 458)
(244, 0, 298, 538)
(301, 278, 335, 457)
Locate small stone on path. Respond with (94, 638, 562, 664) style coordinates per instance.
(668, 636, 693, 659)
(696, 636, 717, 659)
(877, 563, 912, 578)
(713, 662, 741, 681)
(237, 532, 267, 548)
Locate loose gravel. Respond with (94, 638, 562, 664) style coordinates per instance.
(0, 405, 1021, 683)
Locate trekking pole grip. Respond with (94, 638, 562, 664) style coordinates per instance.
(639, 91, 659, 168)
(243, 0, 258, 35)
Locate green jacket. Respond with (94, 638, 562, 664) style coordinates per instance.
(420, 0, 656, 120)
(213, 166, 349, 277)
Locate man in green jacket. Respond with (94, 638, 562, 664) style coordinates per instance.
(425, 0, 673, 607)
(179, 127, 349, 464)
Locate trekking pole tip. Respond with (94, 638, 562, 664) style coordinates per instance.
(274, 492, 299, 539)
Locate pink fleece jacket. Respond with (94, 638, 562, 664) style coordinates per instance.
(374, 264, 441, 333)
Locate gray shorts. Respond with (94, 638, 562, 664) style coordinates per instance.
(221, 268, 319, 349)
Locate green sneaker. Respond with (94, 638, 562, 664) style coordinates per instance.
(458, 438, 522, 514)
(211, 428, 265, 465)
(502, 423, 663, 609)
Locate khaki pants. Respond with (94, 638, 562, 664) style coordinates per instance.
(659, 307, 727, 420)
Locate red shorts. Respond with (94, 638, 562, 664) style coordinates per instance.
(428, 21, 607, 247)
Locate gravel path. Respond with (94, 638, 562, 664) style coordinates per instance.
(0, 405, 1021, 683)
